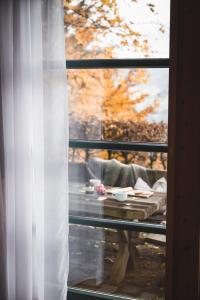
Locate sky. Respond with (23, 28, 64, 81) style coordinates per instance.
(117, 0, 170, 122)
(117, 0, 170, 58)
(93, 0, 170, 122)
(136, 68, 169, 122)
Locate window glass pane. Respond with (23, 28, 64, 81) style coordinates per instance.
(68, 68, 169, 143)
(64, 0, 170, 59)
(69, 148, 167, 221)
(68, 149, 167, 298)
(68, 223, 165, 299)
(69, 148, 167, 170)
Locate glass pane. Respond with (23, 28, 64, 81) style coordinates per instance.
(68, 68, 169, 143)
(68, 223, 165, 299)
(64, 0, 170, 59)
(69, 148, 167, 170)
(69, 148, 167, 220)
(68, 149, 167, 299)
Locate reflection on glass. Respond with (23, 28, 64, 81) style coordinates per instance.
(68, 151, 167, 299)
(68, 224, 165, 299)
(68, 68, 169, 143)
(64, 0, 170, 59)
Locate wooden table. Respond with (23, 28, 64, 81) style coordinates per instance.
(69, 183, 166, 284)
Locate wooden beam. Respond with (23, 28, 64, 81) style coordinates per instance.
(166, 0, 200, 299)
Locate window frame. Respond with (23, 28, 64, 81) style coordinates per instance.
(67, 0, 200, 298)
(67, 57, 169, 300)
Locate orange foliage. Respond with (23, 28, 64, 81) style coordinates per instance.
(64, 0, 159, 124)
(64, 0, 168, 169)
(64, 0, 151, 59)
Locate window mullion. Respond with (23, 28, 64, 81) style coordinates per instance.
(66, 58, 169, 69)
(69, 140, 168, 153)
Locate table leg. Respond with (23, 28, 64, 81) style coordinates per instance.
(110, 230, 130, 285)
(128, 231, 139, 270)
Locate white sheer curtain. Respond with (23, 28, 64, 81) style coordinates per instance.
(0, 0, 68, 300)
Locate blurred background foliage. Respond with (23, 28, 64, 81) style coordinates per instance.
(64, 0, 168, 169)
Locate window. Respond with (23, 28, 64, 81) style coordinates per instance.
(65, 1, 170, 299)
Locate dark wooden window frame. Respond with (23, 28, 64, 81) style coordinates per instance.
(166, 0, 200, 299)
(68, 0, 200, 298)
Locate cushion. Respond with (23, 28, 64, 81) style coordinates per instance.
(134, 176, 167, 193)
(152, 177, 167, 193)
(134, 177, 152, 191)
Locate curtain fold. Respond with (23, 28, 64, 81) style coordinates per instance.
(0, 0, 68, 299)
(0, 73, 7, 300)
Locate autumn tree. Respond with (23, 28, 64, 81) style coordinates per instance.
(64, 0, 152, 59)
